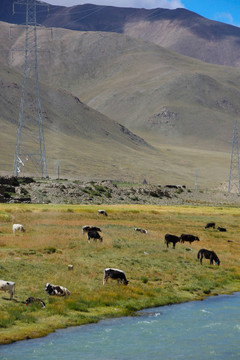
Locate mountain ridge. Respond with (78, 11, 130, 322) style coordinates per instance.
(1, 1, 240, 68)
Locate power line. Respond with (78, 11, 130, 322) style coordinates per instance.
(13, 0, 48, 178)
(228, 120, 240, 193)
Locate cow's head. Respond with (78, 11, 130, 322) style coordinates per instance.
(45, 283, 52, 294)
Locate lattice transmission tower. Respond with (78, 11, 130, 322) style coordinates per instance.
(13, 0, 48, 177)
(228, 120, 240, 193)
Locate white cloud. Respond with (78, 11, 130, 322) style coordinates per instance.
(46, 0, 185, 9)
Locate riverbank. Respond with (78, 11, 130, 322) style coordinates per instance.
(0, 204, 240, 344)
(2, 293, 240, 359)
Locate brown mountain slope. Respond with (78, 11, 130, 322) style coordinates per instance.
(1, 1, 240, 68)
(4, 23, 240, 150)
(0, 22, 236, 187)
(0, 60, 156, 180)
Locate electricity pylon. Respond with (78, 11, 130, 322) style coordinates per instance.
(13, 0, 47, 177)
(228, 120, 240, 193)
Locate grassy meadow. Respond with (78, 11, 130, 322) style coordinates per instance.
(0, 203, 240, 344)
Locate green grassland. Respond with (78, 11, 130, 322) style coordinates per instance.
(0, 203, 240, 344)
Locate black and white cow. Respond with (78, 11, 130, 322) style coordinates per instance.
(134, 227, 148, 234)
(0, 280, 15, 300)
(45, 283, 71, 296)
(12, 224, 25, 233)
(180, 234, 200, 244)
(164, 234, 181, 249)
(98, 210, 108, 216)
(87, 230, 103, 243)
(103, 268, 129, 285)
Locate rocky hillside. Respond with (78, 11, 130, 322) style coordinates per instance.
(1, 177, 239, 207)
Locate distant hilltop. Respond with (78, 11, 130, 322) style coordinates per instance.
(1, 1, 240, 68)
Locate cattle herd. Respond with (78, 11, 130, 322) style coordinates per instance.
(0, 216, 224, 306)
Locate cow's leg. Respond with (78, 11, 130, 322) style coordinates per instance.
(173, 242, 175, 249)
(200, 255, 203, 264)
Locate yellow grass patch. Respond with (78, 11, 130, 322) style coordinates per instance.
(0, 203, 240, 344)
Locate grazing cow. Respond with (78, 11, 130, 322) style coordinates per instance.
(12, 224, 25, 233)
(103, 268, 129, 285)
(217, 227, 227, 232)
(0, 280, 15, 300)
(45, 283, 71, 296)
(98, 210, 108, 216)
(82, 225, 101, 235)
(197, 249, 220, 266)
(25, 297, 46, 308)
(134, 227, 148, 234)
(68, 264, 74, 271)
(165, 185, 178, 189)
(180, 234, 200, 244)
(87, 230, 103, 243)
(205, 222, 215, 229)
(164, 234, 181, 249)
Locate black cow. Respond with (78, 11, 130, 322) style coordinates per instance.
(164, 234, 180, 249)
(87, 230, 103, 243)
(205, 222, 215, 229)
(82, 225, 101, 235)
(45, 283, 71, 296)
(217, 227, 227, 232)
(25, 297, 46, 308)
(180, 234, 200, 244)
(103, 268, 129, 285)
(197, 249, 220, 266)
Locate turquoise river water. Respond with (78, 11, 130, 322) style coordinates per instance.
(1, 292, 240, 359)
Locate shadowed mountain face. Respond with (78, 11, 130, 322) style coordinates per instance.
(1, 1, 240, 68)
(3, 21, 239, 150)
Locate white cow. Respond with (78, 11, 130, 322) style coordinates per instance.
(0, 280, 15, 300)
(13, 224, 25, 234)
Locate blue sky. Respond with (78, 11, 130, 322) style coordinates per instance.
(46, 0, 240, 27)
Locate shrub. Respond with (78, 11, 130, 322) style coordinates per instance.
(43, 247, 56, 254)
(141, 276, 148, 284)
(176, 188, 184, 194)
